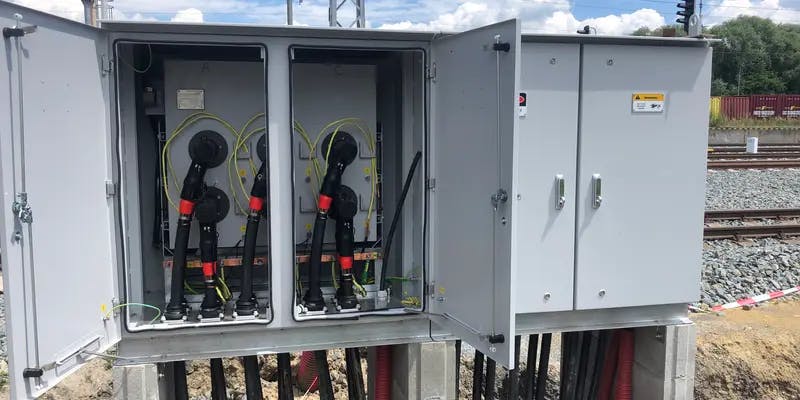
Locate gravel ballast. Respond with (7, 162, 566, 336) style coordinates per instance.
(706, 169, 800, 210)
(701, 239, 800, 306)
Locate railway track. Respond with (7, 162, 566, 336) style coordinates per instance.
(704, 208, 800, 240)
(708, 145, 800, 152)
(707, 151, 800, 159)
(707, 145, 800, 169)
(707, 159, 800, 169)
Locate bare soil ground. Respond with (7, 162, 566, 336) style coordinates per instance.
(4, 299, 800, 399)
(692, 299, 800, 400)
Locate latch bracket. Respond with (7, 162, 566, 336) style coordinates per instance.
(3, 14, 37, 39)
(490, 188, 508, 210)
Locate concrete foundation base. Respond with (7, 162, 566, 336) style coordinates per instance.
(112, 363, 165, 400)
(373, 341, 458, 400)
(633, 324, 696, 400)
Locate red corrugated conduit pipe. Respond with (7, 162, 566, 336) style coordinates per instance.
(296, 351, 319, 392)
(374, 345, 393, 400)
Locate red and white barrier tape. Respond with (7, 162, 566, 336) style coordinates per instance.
(710, 286, 800, 312)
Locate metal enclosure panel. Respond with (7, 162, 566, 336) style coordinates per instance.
(0, 4, 120, 399)
(515, 43, 579, 313)
(164, 59, 267, 248)
(292, 63, 377, 244)
(430, 19, 519, 368)
(575, 45, 711, 309)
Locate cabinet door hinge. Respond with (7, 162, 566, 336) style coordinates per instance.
(426, 63, 437, 81)
(105, 180, 117, 198)
(12, 192, 32, 224)
(101, 54, 113, 76)
(426, 178, 436, 191)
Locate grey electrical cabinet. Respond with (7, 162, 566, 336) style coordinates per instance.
(0, 1, 711, 398)
(514, 38, 711, 331)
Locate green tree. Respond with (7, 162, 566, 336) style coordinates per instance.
(709, 16, 800, 95)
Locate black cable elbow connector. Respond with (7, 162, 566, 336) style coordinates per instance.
(164, 132, 227, 321)
(179, 161, 207, 203)
(195, 188, 229, 320)
(332, 186, 358, 310)
(303, 132, 358, 312)
(236, 162, 267, 316)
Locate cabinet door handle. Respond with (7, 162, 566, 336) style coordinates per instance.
(592, 174, 602, 208)
(555, 174, 565, 210)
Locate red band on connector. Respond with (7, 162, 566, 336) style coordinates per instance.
(179, 199, 195, 215)
(249, 196, 264, 212)
(318, 195, 333, 212)
(339, 256, 354, 270)
(202, 262, 215, 278)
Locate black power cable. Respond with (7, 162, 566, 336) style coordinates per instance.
(172, 361, 189, 400)
(210, 358, 226, 400)
(164, 131, 226, 320)
(508, 335, 521, 400)
(236, 162, 267, 316)
(525, 334, 539, 400)
(332, 185, 359, 310)
(315, 350, 335, 400)
(345, 347, 366, 400)
(379, 151, 423, 291)
(303, 132, 357, 311)
(485, 356, 497, 399)
(243, 355, 263, 399)
(472, 350, 485, 400)
(196, 188, 229, 320)
(277, 353, 293, 400)
(536, 333, 552, 400)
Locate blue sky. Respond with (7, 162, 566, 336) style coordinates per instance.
(13, 0, 800, 35)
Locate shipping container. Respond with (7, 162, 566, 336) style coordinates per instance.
(751, 94, 781, 117)
(710, 96, 721, 119)
(783, 95, 800, 118)
(721, 96, 750, 119)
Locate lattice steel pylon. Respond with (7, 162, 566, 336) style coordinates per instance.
(329, 0, 366, 28)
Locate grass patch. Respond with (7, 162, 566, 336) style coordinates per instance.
(710, 117, 800, 128)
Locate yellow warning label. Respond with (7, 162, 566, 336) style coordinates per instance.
(632, 93, 664, 101)
(238, 168, 247, 177)
(240, 225, 247, 233)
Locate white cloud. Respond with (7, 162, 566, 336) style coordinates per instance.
(11, 0, 84, 22)
(377, 0, 665, 35)
(171, 8, 204, 23)
(113, 9, 158, 22)
(589, 9, 666, 35)
(8, 0, 800, 35)
(704, 0, 800, 25)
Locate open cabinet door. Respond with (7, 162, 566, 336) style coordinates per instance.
(428, 19, 520, 368)
(0, 4, 120, 398)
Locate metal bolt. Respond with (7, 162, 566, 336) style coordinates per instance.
(598, 289, 606, 297)
(516, 194, 522, 200)
(543, 292, 551, 301)
(606, 59, 614, 66)
(501, 217, 507, 225)
(489, 345, 497, 353)
(550, 58, 557, 65)
(12, 231, 21, 242)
